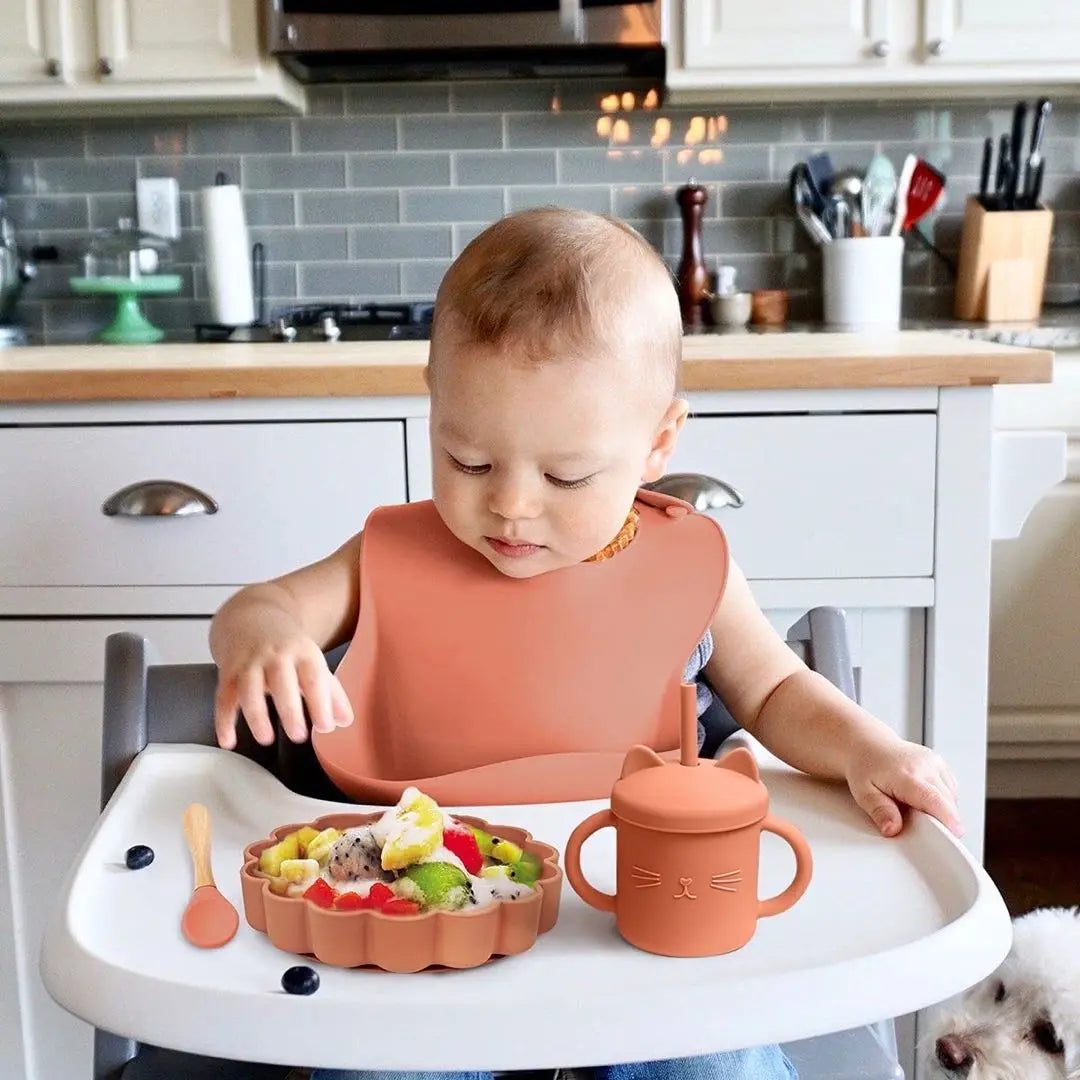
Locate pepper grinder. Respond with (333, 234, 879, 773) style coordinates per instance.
(676, 182, 710, 329)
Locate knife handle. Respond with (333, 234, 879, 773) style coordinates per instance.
(979, 137, 992, 199)
(1029, 97, 1052, 156)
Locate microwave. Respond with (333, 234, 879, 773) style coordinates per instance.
(265, 1, 664, 85)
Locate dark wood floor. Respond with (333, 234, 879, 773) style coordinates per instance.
(984, 799, 1080, 916)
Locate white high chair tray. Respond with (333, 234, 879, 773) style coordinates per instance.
(42, 745, 1010, 1072)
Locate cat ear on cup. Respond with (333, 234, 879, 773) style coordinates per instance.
(621, 745, 666, 778)
(714, 746, 760, 781)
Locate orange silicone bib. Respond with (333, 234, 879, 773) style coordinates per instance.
(313, 490, 728, 805)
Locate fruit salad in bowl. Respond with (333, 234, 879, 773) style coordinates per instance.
(240, 788, 562, 971)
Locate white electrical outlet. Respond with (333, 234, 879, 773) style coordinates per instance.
(136, 177, 181, 240)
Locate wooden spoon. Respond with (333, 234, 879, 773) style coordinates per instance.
(181, 802, 239, 948)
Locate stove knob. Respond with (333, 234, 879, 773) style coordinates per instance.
(272, 317, 297, 342)
(320, 315, 341, 342)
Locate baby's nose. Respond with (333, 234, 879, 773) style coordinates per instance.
(488, 479, 541, 520)
(935, 1035, 973, 1074)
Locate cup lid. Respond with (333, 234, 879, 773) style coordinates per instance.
(611, 746, 768, 833)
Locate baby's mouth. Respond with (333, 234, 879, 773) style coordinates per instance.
(485, 536, 545, 558)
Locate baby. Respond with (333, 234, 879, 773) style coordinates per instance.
(211, 207, 962, 1080)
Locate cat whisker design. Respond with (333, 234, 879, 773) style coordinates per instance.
(710, 870, 743, 894)
(631, 866, 662, 889)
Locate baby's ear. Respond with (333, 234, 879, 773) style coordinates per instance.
(642, 398, 689, 482)
(715, 746, 760, 781)
(621, 745, 665, 778)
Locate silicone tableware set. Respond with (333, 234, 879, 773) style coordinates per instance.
(227, 682, 812, 970)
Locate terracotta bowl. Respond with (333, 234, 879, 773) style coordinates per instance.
(240, 812, 562, 972)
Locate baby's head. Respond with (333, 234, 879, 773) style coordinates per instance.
(426, 207, 685, 578)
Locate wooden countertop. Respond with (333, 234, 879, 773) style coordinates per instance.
(0, 331, 1053, 402)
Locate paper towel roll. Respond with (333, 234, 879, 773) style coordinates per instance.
(201, 183, 255, 326)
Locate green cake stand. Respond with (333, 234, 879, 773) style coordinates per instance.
(69, 274, 183, 344)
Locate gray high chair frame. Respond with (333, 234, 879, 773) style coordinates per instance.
(92, 608, 901, 1080)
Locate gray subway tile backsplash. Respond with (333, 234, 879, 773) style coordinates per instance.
(298, 190, 398, 227)
(401, 187, 504, 224)
(2, 81, 1078, 341)
(454, 150, 556, 186)
(348, 151, 451, 188)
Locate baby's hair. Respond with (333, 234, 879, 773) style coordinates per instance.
(430, 207, 681, 399)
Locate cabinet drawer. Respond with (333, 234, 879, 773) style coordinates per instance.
(0, 422, 406, 587)
(667, 414, 937, 578)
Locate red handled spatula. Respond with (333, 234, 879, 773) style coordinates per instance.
(181, 802, 239, 948)
(891, 155, 946, 235)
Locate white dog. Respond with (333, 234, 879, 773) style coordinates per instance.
(924, 906, 1080, 1079)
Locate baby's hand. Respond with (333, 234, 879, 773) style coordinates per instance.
(845, 735, 963, 839)
(213, 637, 353, 750)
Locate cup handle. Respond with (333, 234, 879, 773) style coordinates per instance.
(564, 809, 616, 913)
(758, 813, 813, 918)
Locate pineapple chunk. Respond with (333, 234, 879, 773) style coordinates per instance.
(295, 826, 319, 856)
(305, 827, 341, 866)
(258, 832, 300, 877)
(279, 858, 320, 884)
(379, 788, 444, 871)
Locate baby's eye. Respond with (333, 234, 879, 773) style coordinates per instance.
(546, 473, 595, 490)
(447, 454, 489, 476)
(993, 981, 1006, 1003)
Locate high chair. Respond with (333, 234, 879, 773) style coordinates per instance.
(40, 609, 1009, 1080)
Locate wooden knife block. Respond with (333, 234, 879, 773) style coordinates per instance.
(954, 196, 1053, 322)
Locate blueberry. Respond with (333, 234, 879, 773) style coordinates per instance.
(125, 844, 154, 870)
(281, 965, 320, 996)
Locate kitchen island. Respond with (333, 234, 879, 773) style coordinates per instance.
(0, 330, 1061, 1080)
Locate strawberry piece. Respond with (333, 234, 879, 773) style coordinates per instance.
(442, 825, 484, 874)
(366, 882, 395, 910)
(303, 878, 336, 909)
(332, 891, 368, 911)
(382, 898, 421, 915)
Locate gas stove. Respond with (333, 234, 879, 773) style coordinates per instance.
(194, 301, 434, 344)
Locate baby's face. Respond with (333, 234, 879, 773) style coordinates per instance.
(428, 338, 679, 579)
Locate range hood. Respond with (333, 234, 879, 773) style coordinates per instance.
(266, 2, 665, 85)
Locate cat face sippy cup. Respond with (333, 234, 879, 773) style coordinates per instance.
(564, 684, 812, 957)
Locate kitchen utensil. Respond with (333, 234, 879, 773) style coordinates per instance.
(789, 164, 832, 245)
(711, 291, 753, 328)
(889, 155, 917, 237)
(822, 236, 904, 331)
(899, 159, 947, 233)
(804, 151, 835, 213)
(823, 192, 850, 239)
(181, 802, 239, 949)
(1008, 100, 1027, 207)
(1022, 97, 1052, 208)
(676, 182, 710, 328)
(830, 169, 865, 236)
(978, 138, 993, 205)
(564, 683, 812, 958)
(861, 154, 897, 238)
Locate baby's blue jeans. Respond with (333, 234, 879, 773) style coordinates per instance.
(312, 1046, 797, 1080)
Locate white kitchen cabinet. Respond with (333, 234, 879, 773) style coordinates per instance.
(0, 619, 211, 1080)
(0, 0, 66, 87)
(668, 0, 1080, 99)
(95, 0, 261, 83)
(922, 0, 1080, 66)
(683, 0, 894, 74)
(0, 0, 303, 114)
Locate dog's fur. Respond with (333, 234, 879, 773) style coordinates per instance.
(924, 907, 1080, 1079)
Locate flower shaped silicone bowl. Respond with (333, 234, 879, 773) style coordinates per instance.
(241, 812, 562, 972)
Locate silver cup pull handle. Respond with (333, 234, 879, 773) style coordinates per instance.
(102, 480, 219, 517)
(643, 472, 745, 512)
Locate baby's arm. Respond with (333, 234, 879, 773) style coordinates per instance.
(209, 530, 363, 750)
(704, 559, 962, 838)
